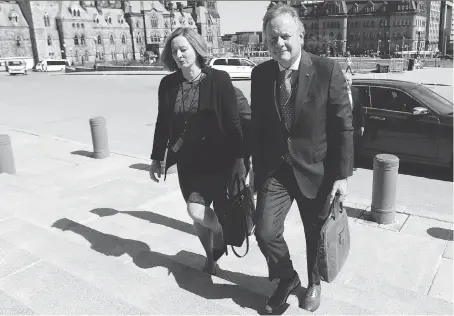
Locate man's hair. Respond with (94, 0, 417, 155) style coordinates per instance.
(262, 3, 305, 44)
(160, 27, 209, 71)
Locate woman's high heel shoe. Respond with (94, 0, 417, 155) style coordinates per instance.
(213, 243, 228, 262)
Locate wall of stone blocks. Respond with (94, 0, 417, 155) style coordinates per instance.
(0, 28, 33, 58)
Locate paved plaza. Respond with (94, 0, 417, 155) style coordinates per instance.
(0, 67, 452, 314)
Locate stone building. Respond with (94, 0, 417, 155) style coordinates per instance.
(1, 0, 221, 66)
(425, 0, 441, 51)
(185, 1, 222, 55)
(0, 1, 33, 59)
(269, 1, 439, 56)
(126, 1, 197, 59)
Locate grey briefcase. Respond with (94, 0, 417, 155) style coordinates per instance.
(318, 194, 351, 283)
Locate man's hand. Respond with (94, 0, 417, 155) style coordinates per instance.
(329, 178, 348, 205)
(149, 160, 164, 183)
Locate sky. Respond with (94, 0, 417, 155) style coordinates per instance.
(215, 1, 270, 35)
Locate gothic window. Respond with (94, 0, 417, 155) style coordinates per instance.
(110, 35, 114, 44)
(81, 23, 85, 28)
(73, 9, 77, 16)
(330, 32, 334, 38)
(74, 35, 79, 45)
(354, 21, 359, 28)
(77, 23, 80, 28)
(81, 35, 86, 45)
(108, 17, 112, 24)
(44, 14, 51, 27)
(151, 15, 158, 28)
(136, 21, 140, 28)
(47, 35, 52, 46)
(77, 10, 80, 17)
(97, 35, 102, 44)
(164, 20, 169, 27)
(121, 34, 126, 44)
(72, 23, 76, 28)
(96, 17, 99, 23)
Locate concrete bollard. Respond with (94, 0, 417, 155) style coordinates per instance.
(89, 116, 110, 159)
(371, 154, 399, 224)
(0, 135, 16, 174)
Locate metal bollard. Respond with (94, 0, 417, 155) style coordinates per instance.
(0, 135, 16, 174)
(371, 154, 399, 224)
(89, 116, 110, 159)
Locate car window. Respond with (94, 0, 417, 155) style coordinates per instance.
(240, 59, 254, 67)
(227, 59, 241, 66)
(370, 87, 418, 113)
(413, 85, 453, 114)
(352, 85, 371, 107)
(213, 59, 226, 65)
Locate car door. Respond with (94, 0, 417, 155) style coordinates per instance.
(227, 58, 242, 78)
(240, 59, 255, 78)
(211, 58, 228, 73)
(367, 86, 439, 160)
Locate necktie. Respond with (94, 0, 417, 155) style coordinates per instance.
(279, 69, 294, 130)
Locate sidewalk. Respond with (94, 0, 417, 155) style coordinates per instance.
(0, 127, 452, 315)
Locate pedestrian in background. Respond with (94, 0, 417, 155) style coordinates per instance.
(149, 27, 246, 275)
(250, 3, 354, 313)
(345, 51, 354, 75)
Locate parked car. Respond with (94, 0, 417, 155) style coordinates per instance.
(208, 57, 256, 79)
(7, 60, 27, 75)
(352, 78, 453, 169)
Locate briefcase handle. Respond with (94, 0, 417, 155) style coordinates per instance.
(330, 193, 344, 220)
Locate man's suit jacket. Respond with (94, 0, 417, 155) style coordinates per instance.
(251, 50, 354, 199)
(350, 86, 365, 131)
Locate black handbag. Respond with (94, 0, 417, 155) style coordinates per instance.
(318, 194, 351, 283)
(222, 177, 256, 258)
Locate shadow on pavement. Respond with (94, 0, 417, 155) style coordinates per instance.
(356, 157, 453, 182)
(129, 163, 150, 171)
(71, 150, 94, 158)
(51, 217, 294, 315)
(427, 227, 453, 241)
(90, 208, 195, 236)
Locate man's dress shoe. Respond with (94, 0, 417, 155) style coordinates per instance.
(300, 284, 321, 312)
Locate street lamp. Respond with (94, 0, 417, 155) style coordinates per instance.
(416, 27, 422, 57)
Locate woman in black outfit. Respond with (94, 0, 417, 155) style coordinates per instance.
(149, 27, 246, 275)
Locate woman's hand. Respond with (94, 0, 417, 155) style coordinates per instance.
(149, 160, 164, 183)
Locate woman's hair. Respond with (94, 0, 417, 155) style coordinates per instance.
(160, 27, 209, 71)
(262, 3, 305, 45)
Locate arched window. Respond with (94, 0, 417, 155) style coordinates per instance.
(81, 23, 85, 28)
(108, 17, 112, 24)
(97, 35, 102, 44)
(96, 17, 99, 23)
(47, 35, 52, 46)
(74, 35, 79, 45)
(72, 23, 75, 28)
(81, 35, 85, 45)
(354, 21, 359, 28)
(77, 10, 80, 17)
(136, 21, 140, 28)
(151, 15, 158, 28)
(77, 23, 80, 28)
(121, 34, 126, 44)
(73, 9, 77, 16)
(371, 21, 375, 27)
(110, 35, 114, 44)
(44, 14, 50, 27)
(329, 32, 334, 38)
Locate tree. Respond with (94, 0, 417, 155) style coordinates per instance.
(304, 34, 331, 56)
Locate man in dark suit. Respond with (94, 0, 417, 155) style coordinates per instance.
(344, 73, 365, 170)
(250, 3, 354, 313)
